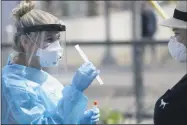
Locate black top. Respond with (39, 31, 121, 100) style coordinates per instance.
(154, 74, 187, 125)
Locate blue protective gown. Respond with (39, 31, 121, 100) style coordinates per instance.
(2, 63, 88, 124)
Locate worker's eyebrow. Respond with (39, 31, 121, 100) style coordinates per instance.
(172, 28, 178, 32)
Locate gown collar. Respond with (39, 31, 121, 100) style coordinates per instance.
(3, 64, 48, 84)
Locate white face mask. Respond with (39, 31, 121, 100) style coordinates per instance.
(36, 40, 63, 67)
(168, 36, 187, 62)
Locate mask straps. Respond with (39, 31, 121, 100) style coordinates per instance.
(7, 54, 13, 65)
(26, 32, 40, 66)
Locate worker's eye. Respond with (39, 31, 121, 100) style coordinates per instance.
(57, 36, 60, 40)
(45, 38, 53, 43)
(56, 34, 60, 40)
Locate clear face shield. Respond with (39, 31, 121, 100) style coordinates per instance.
(9, 22, 67, 78)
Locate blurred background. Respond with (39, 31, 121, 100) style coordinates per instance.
(1, 0, 186, 124)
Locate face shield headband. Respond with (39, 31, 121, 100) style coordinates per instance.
(17, 24, 66, 33)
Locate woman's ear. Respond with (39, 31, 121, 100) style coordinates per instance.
(20, 40, 28, 52)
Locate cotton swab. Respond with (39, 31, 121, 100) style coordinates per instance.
(75, 44, 104, 85)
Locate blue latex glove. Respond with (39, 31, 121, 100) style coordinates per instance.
(80, 108, 100, 124)
(72, 62, 100, 92)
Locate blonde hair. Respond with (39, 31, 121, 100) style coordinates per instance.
(12, 0, 60, 52)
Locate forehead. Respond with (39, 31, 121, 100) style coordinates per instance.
(35, 31, 60, 44)
(44, 31, 60, 37)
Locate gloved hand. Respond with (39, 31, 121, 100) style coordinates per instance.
(72, 62, 100, 92)
(79, 108, 100, 124)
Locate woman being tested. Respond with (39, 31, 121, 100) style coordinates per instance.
(154, 1, 187, 125)
(2, 1, 100, 124)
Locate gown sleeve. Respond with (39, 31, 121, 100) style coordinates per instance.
(57, 85, 88, 124)
(2, 76, 88, 124)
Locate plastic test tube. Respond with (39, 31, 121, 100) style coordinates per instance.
(93, 101, 98, 108)
(93, 101, 98, 124)
(75, 45, 104, 85)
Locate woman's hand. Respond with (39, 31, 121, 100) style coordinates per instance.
(72, 62, 99, 92)
(80, 108, 100, 124)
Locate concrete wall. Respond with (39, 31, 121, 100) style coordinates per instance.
(63, 4, 175, 41)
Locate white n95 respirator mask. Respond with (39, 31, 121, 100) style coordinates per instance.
(168, 36, 187, 62)
(36, 40, 63, 67)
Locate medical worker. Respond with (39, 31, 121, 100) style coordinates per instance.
(154, 1, 187, 125)
(2, 1, 100, 124)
